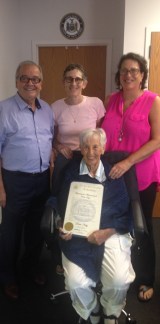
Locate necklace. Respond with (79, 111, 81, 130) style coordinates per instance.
(65, 96, 83, 123)
(68, 106, 79, 123)
(118, 106, 127, 142)
(118, 91, 144, 142)
(118, 129, 124, 142)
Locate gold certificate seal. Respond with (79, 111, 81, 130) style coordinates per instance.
(64, 222, 74, 231)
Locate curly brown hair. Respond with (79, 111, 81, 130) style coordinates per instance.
(115, 52, 148, 90)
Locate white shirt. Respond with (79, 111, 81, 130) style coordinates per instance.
(79, 159, 106, 183)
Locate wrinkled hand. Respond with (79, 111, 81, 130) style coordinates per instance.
(87, 228, 116, 245)
(57, 144, 73, 159)
(109, 159, 132, 179)
(59, 227, 72, 240)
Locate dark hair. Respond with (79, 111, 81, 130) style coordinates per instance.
(63, 63, 87, 80)
(115, 52, 148, 90)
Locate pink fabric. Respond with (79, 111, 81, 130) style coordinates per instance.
(101, 90, 160, 190)
(51, 96, 105, 151)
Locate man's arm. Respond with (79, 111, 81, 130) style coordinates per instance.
(0, 159, 6, 207)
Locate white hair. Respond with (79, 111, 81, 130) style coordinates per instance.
(79, 128, 107, 148)
(15, 60, 43, 81)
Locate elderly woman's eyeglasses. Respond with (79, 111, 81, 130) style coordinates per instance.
(119, 68, 140, 76)
(64, 76, 84, 84)
(18, 75, 42, 84)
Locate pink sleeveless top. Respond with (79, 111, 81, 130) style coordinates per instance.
(101, 90, 160, 190)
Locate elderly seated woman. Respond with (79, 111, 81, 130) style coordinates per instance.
(54, 128, 135, 324)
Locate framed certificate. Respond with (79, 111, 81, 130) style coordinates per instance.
(63, 181, 104, 237)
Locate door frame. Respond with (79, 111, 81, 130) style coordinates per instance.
(31, 39, 112, 96)
(145, 25, 160, 67)
(145, 26, 160, 217)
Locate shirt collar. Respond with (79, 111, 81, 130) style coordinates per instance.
(80, 159, 106, 183)
(15, 92, 41, 111)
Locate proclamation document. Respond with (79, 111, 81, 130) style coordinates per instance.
(63, 181, 104, 237)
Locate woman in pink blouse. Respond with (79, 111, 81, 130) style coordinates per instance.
(51, 63, 105, 274)
(51, 63, 105, 195)
(101, 52, 160, 302)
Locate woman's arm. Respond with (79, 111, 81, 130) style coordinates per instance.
(109, 96, 160, 179)
(53, 126, 73, 159)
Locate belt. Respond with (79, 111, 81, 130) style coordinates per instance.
(2, 168, 49, 177)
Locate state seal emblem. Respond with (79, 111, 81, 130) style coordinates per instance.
(60, 13, 84, 39)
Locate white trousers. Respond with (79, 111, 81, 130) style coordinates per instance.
(62, 233, 135, 320)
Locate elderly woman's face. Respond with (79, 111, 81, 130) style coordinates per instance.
(81, 134, 104, 170)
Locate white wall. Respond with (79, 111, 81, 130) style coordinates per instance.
(1, 0, 160, 100)
(0, 0, 125, 99)
(124, 0, 160, 57)
(1, 0, 160, 101)
(0, 0, 21, 99)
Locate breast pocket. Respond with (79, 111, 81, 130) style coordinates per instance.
(126, 113, 148, 136)
(128, 113, 146, 122)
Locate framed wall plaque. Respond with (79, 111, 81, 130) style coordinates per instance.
(60, 13, 84, 39)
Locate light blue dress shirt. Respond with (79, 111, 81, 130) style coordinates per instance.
(0, 93, 54, 172)
(80, 159, 106, 182)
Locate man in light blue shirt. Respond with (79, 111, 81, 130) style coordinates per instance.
(0, 60, 54, 299)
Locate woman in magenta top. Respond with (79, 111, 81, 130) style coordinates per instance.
(101, 52, 160, 302)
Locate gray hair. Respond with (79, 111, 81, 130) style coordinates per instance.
(79, 128, 107, 148)
(63, 63, 87, 80)
(15, 60, 43, 81)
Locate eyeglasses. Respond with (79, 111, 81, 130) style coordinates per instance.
(19, 75, 42, 84)
(64, 76, 84, 84)
(119, 68, 140, 76)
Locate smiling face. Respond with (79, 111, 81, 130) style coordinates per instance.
(16, 64, 42, 106)
(63, 68, 88, 99)
(119, 59, 144, 91)
(81, 134, 105, 174)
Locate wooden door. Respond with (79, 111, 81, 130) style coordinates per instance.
(148, 32, 160, 95)
(38, 46, 107, 104)
(148, 32, 160, 217)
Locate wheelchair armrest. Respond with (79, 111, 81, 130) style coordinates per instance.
(131, 199, 148, 249)
(131, 200, 148, 234)
(40, 205, 57, 247)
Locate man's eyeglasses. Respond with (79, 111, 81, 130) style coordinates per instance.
(119, 68, 140, 76)
(64, 76, 84, 84)
(19, 75, 42, 84)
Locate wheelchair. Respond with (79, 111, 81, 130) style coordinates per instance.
(49, 285, 137, 323)
(41, 151, 148, 324)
